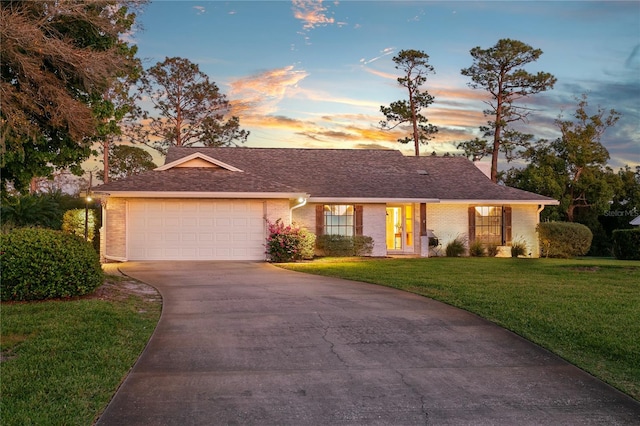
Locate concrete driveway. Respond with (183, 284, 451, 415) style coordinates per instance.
(96, 261, 640, 425)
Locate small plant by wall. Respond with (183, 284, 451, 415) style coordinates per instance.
(445, 236, 467, 257)
(511, 240, 527, 257)
(468, 240, 485, 257)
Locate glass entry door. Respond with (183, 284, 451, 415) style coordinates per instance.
(385, 206, 413, 252)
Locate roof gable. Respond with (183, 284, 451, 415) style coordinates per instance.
(156, 152, 243, 172)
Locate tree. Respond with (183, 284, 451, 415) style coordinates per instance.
(380, 49, 438, 156)
(506, 95, 621, 222)
(94, 63, 145, 184)
(0, 0, 144, 194)
(460, 39, 556, 182)
(96, 145, 156, 182)
(139, 57, 249, 155)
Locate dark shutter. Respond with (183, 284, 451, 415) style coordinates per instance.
(315, 205, 324, 236)
(420, 203, 427, 236)
(503, 206, 512, 245)
(468, 206, 476, 244)
(355, 205, 364, 236)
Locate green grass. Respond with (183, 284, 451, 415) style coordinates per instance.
(279, 257, 640, 400)
(0, 276, 161, 425)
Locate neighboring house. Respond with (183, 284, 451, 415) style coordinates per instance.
(93, 147, 558, 261)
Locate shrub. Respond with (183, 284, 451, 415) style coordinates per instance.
(511, 240, 527, 257)
(1, 228, 103, 301)
(62, 209, 97, 242)
(1, 193, 65, 229)
(537, 222, 593, 258)
(469, 240, 485, 257)
(316, 235, 374, 257)
(266, 220, 316, 262)
(612, 228, 640, 260)
(298, 228, 316, 260)
(445, 236, 466, 257)
(486, 244, 499, 257)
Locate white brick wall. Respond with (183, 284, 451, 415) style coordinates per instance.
(512, 205, 541, 257)
(426, 204, 469, 254)
(426, 203, 543, 257)
(264, 199, 291, 226)
(362, 204, 387, 257)
(103, 197, 127, 260)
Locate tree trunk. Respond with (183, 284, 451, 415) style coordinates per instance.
(408, 84, 420, 156)
(103, 140, 109, 184)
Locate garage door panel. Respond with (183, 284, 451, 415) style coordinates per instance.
(128, 200, 265, 260)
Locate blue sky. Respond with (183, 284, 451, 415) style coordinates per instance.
(131, 0, 640, 170)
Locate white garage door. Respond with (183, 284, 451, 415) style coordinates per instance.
(127, 199, 266, 260)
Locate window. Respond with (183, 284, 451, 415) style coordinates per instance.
(469, 205, 512, 246)
(316, 205, 363, 236)
(324, 205, 354, 236)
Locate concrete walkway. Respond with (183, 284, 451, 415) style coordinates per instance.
(96, 261, 640, 425)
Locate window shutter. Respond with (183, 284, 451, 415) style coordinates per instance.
(355, 205, 364, 236)
(315, 205, 324, 236)
(503, 206, 512, 245)
(420, 203, 427, 236)
(468, 206, 476, 244)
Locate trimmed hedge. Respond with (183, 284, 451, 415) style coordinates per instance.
(316, 235, 374, 257)
(537, 222, 593, 258)
(612, 228, 640, 260)
(1, 228, 103, 301)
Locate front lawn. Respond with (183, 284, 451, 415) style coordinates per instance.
(0, 275, 161, 425)
(279, 257, 640, 400)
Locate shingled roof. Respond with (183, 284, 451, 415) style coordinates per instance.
(94, 147, 557, 203)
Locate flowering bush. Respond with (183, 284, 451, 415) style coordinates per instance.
(266, 219, 316, 262)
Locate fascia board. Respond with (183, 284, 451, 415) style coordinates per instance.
(93, 191, 309, 199)
(439, 199, 560, 205)
(156, 152, 243, 172)
(308, 197, 440, 204)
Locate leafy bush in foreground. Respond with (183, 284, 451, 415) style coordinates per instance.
(1, 228, 103, 301)
(537, 221, 593, 258)
(612, 228, 640, 260)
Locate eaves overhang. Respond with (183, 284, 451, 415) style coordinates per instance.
(308, 197, 440, 204)
(438, 199, 560, 205)
(93, 191, 309, 199)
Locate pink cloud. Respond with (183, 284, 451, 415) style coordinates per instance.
(292, 0, 335, 29)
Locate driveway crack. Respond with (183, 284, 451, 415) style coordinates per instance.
(317, 313, 349, 367)
(397, 370, 430, 425)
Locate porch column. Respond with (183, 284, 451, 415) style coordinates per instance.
(419, 203, 429, 257)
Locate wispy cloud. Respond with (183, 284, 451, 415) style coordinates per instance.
(360, 47, 395, 65)
(229, 66, 309, 115)
(193, 5, 206, 15)
(292, 0, 335, 29)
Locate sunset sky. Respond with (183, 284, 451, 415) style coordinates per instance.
(132, 0, 639, 170)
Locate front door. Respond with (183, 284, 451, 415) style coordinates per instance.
(385, 205, 413, 253)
